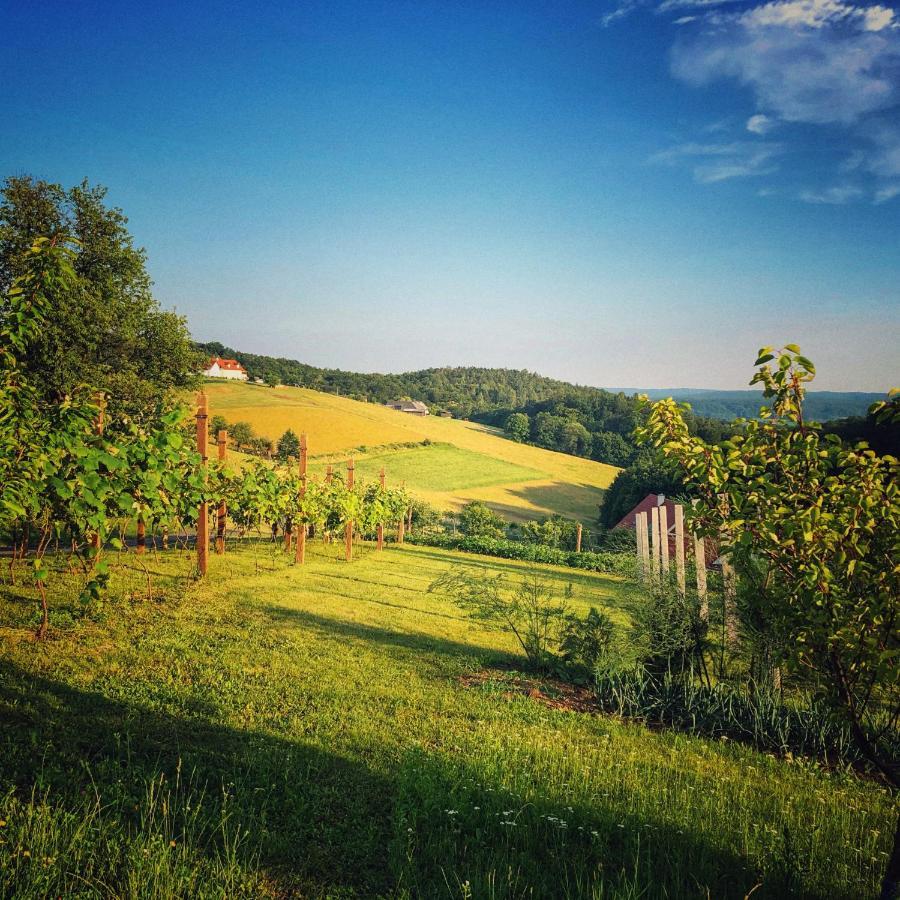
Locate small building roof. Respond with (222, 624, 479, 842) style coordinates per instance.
(206, 357, 246, 372)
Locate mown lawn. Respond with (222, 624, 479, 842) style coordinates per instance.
(0, 542, 893, 898)
(310, 443, 546, 495)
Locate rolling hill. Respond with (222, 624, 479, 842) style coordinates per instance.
(203, 380, 620, 523)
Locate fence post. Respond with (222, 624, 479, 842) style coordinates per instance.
(196, 391, 209, 576)
(673, 504, 685, 596)
(407, 503, 413, 534)
(637, 511, 650, 582)
(325, 464, 333, 484)
(295, 433, 307, 565)
(345, 458, 354, 561)
(216, 429, 228, 554)
(722, 555, 739, 647)
(658, 504, 670, 579)
(575, 523, 583, 553)
(694, 534, 708, 620)
(377, 467, 385, 551)
(650, 506, 660, 583)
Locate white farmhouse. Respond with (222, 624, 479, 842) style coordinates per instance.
(202, 357, 249, 381)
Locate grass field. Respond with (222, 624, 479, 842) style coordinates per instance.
(202, 380, 619, 522)
(0, 541, 893, 898)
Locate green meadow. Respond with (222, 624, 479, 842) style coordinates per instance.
(0, 541, 892, 899)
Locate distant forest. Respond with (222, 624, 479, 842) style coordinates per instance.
(196, 342, 896, 469)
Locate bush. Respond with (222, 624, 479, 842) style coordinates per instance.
(559, 607, 615, 678)
(406, 532, 635, 576)
(429, 567, 570, 669)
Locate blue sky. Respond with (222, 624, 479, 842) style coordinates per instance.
(1, 0, 898, 390)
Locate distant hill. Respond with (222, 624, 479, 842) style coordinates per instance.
(607, 388, 886, 422)
(196, 342, 894, 467)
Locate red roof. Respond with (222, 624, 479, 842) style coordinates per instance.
(207, 357, 246, 372)
(614, 493, 718, 567)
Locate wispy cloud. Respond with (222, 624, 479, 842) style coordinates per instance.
(799, 185, 865, 203)
(651, 141, 782, 182)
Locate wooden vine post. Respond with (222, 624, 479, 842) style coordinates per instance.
(377, 467, 385, 551)
(345, 458, 355, 561)
(90, 393, 106, 552)
(673, 503, 686, 596)
(722, 555, 739, 647)
(216, 429, 228, 554)
(575, 523, 583, 553)
(295, 433, 308, 565)
(196, 391, 209, 576)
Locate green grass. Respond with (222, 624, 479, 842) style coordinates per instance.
(0, 542, 893, 898)
(311, 443, 546, 494)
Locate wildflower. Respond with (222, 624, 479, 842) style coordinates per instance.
(22, 850, 30, 857)
(169, 840, 177, 847)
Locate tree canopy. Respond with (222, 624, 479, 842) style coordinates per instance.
(0, 176, 200, 421)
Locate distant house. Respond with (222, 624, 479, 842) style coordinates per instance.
(385, 400, 429, 416)
(203, 357, 248, 381)
(614, 492, 718, 567)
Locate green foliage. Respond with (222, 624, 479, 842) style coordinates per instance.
(559, 607, 616, 677)
(503, 411, 530, 442)
(635, 344, 900, 788)
(598, 451, 684, 529)
(593, 670, 887, 768)
(521, 515, 580, 550)
(276, 428, 301, 461)
(0, 176, 200, 420)
(228, 421, 254, 448)
(429, 567, 571, 668)
(407, 532, 634, 575)
(458, 501, 505, 539)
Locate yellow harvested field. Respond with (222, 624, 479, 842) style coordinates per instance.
(202, 380, 620, 521)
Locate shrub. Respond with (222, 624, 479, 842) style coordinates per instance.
(429, 567, 570, 669)
(406, 532, 634, 576)
(559, 607, 616, 678)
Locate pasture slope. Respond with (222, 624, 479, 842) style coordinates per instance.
(0, 541, 892, 898)
(204, 380, 620, 522)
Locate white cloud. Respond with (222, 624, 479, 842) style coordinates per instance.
(741, 0, 896, 31)
(798, 185, 864, 202)
(651, 141, 782, 181)
(672, 14, 900, 126)
(746, 113, 776, 134)
(874, 183, 900, 202)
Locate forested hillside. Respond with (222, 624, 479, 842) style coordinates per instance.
(196, 341, 734, 466)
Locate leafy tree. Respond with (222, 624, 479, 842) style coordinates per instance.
(0, 176, 201, 420)
(264, 372, 279, 388)
(229, 421, 254, 448)
(504, 412, 530, 442)
(277, 429, 301, 461)
(559, 421, 592, 456)
(209, 414, 228, 437)
(636, 345, 899, 896)
(592, 430, 635, 467)
(458, 501, 504, 539)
